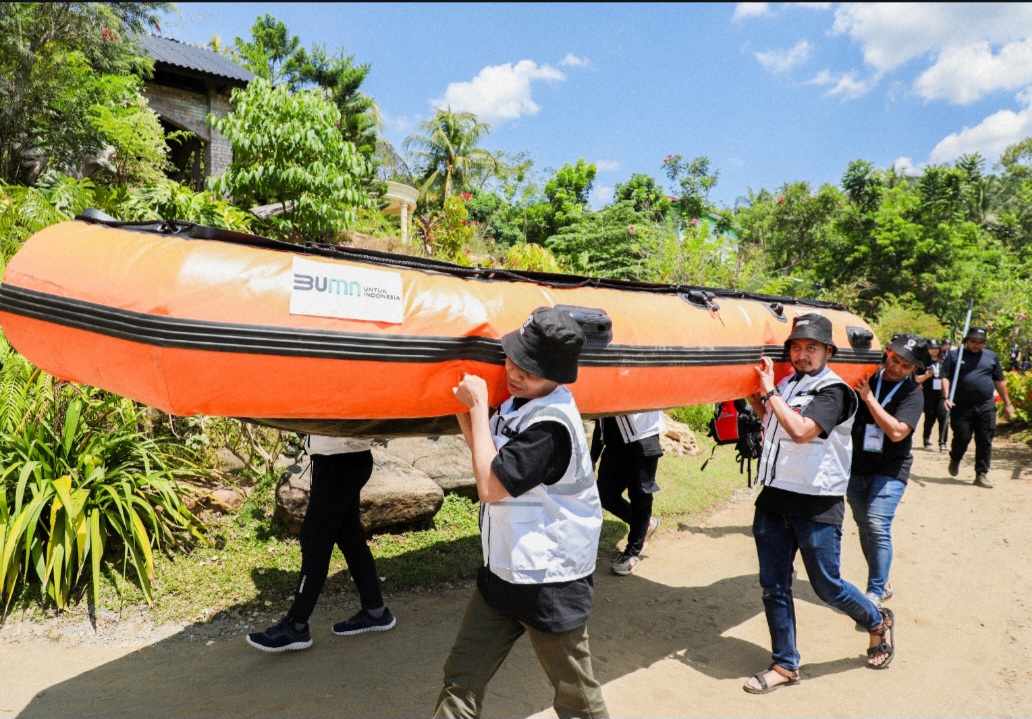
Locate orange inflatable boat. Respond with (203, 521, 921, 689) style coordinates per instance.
(0, 211, 881, 436)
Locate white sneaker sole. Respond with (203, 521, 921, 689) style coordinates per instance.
(246, 635, 313, 652)
(332, 616, 397, 636)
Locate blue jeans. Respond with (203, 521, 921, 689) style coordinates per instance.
(846, 473, 906, 600)
(753, 509, 882, 671)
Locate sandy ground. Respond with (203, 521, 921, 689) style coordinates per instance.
(2, 424, 1032, 718)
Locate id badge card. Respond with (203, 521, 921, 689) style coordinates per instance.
(863, 424, 885, 453)
(933, 379, 942, 390)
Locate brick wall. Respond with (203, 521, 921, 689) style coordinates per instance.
(143, 82, 235, 178)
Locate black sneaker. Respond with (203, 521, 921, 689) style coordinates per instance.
(246, 616, 312, 653)
(332, 607, 396, 636)
(948, 459, 960, 477)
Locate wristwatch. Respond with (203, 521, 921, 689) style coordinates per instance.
(761, 387, 780, 402)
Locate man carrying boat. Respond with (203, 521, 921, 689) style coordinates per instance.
(436, 307, 608, 718)
(741, 313, 895, 694)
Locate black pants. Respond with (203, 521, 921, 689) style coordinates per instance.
(596, 453, 659, 555)
(922, 396, 949, 445)
(288, 450, 383, 623)
(949, 399, 998, 474)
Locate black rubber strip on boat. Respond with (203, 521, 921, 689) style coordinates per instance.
(0, 284, 882, 367)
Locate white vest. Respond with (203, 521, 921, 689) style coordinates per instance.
(613, 411, 666, 444)
(305, 435, 373, 455)
(483, 386, 603, 584)
(755, 366, 857, 496)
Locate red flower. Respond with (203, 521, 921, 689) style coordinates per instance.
(776, 197, 785, 205)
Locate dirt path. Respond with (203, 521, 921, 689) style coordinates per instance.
(2, 427, 1032, 718)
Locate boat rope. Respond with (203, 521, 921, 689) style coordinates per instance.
(74, 209, 846, 311)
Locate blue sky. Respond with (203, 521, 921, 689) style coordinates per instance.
(161, 3, 1032, 208)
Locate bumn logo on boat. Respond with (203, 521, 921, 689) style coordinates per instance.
(290, 256, 404, 323)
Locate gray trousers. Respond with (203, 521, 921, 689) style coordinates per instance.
(434, 589, 609, 719)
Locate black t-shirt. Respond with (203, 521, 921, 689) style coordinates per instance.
(479, 397, 594, 633)
(755, 379, 854, 525)
(921, 360, 945, 402)
(941, 348, 1004, 405)
(850, 373, 925, 481)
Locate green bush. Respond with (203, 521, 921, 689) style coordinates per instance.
(1006, 371, 1032, 426)
(0, 339, 205, 614)
(668, 404, 714, 433)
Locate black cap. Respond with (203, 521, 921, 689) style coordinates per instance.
(886, 332, 928, 371)
(501, 307, 585, 384)
(785, 313, 837, 352)
(927, 338, 941, 349)
(965, 326, 988, 342)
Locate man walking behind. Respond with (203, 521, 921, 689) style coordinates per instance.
(941, 326, 1014, 488)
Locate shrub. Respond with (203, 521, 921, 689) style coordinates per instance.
(1006, 370, 1032, 427)
(0, 339, 205, 613)
(668, 404, 714, 433)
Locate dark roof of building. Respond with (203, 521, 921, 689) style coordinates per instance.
(138, 34, 255, 85)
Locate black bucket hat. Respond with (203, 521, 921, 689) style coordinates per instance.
(501, 307, 585, 384)
(964, 326, 988, 342)
(886, 332, 928, 371)
(785, 313, 837, 353)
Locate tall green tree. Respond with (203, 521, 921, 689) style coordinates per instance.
(291, 44, 377, 163)
(543, 158, 597, 234)
(614, 172, 671, 222)
(208, 78, 373, 241)
(405, 108, 498, 204)
(230, 14, 301, 85)
(0, 2, 168, 183)
(663, 153, 718, 222)
(229, 16, 378, 166)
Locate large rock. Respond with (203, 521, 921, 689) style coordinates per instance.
(382, 435, 477, 499)
(659, 417, 701, 457)
(275, 448, 445, 535)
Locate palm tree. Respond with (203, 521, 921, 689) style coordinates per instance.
(404, 108, 498, 204)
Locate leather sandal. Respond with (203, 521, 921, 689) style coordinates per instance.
(743, 663, 800, 694)
(867, 607, 896, 669)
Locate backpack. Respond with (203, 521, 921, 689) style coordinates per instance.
(702, 399, 763, 486)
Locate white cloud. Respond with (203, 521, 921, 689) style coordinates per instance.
(755, 40, 812, 74)
(559, 53, 590, 68)
(594, 159, 621, 172)
(733, 3, 770, 21)
(892, 156, 923, 177)
(830, 3, 1032, 87)
(929, 100, 1032, 164)
(377, 108, 419, 136)
(788, 2, 832, 9)
(808, 69, 878, 100)
(914, 39, 1032, 105)
(431, 60, 565, 124)
(591, 185, 615, 208)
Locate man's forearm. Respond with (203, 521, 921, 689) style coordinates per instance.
(466, 407, 509, 503)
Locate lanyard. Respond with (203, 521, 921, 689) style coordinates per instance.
(875, 370, 904, 406)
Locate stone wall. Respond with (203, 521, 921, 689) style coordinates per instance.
(143, 82, 234, 178)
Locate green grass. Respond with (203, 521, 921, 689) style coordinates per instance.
(4, 434, 752, 624)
